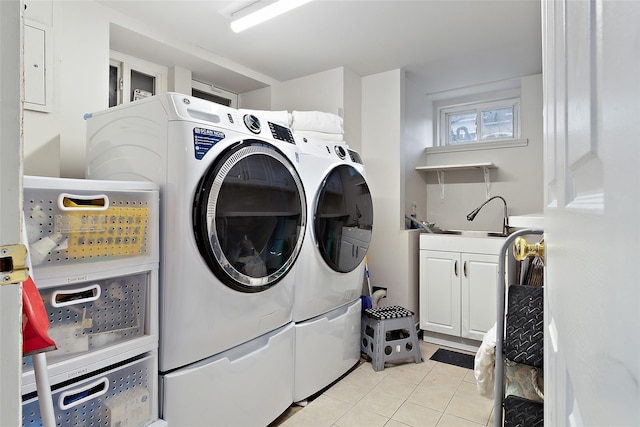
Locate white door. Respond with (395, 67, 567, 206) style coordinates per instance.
(543, 1, 640, 425)
(419, 250, 460, 336)
(0, 0, 23, 425)
(461, 253, 498, 341)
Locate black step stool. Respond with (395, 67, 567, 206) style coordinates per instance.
(361, 305, 423, 372)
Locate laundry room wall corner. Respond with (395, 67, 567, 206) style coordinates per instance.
(361, 69, 420, 313)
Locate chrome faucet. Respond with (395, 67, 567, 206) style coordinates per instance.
(405, 215, 435, 233)
(466, 196, 510, 236)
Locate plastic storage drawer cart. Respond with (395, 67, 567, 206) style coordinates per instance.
(22, 352, 159, 427)
(494, 229, 544, 427)
(21, 176, 161, 425)
(23, 175, 159, 280)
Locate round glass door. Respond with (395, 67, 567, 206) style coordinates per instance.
(315, 164, 373, 273)
(193, 140, 306, 292)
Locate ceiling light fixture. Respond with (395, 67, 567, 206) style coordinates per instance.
(230, 0, 313, 33)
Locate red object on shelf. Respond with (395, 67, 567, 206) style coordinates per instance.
(22, 276, 56, 356)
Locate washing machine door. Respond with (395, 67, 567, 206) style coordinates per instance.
(193, 140, 306, 292)
(315, 164, 373, 273)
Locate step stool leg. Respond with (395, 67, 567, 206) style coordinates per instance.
(408, 323, 423, 364)
(372, 320, 386, 372)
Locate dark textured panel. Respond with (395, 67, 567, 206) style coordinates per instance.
(505, 285, 544, 368)
(504, 395, 544, 427)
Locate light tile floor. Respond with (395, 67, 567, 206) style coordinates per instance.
(273, 341, 495, 427)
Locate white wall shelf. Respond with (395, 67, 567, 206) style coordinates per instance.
(416, 163, 496, 199)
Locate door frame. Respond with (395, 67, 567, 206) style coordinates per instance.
(0, 0, 24, 425)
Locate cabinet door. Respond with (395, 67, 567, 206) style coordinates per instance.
(419, 250, 461, 336)
(461, 253, 499, 341)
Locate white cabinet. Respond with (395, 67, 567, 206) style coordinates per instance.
(419, 234, 509, 349)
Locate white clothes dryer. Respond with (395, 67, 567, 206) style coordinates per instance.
(292, 136, 373, 401)
(86, 93, 306, 425)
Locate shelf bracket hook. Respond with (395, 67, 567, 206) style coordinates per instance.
(482, 166, 491, 200)
(437, 170, 445, 199)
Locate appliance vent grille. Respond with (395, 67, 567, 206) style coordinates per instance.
(348, 149, 363, 164)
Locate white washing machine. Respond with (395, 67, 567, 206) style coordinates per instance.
(85, 93, 307, 426)
(292, 136, 373, 402)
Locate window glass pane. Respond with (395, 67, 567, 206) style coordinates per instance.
(109, 65, 118, 107)
(192, 88, 232, 107)
(448, 112, 477, 144)
(130, 70, 155, 102)
(480, 107, 513, 140)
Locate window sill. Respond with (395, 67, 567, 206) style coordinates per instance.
(425, 138, 528, 154)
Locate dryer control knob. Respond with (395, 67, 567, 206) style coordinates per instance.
(243, 114, 261, 134)
(334, 145, 346, 159)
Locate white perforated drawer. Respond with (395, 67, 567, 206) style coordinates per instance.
(22, 352, 158, 427)
(23, 175, 159, 279)
(21, 265, 158, 394)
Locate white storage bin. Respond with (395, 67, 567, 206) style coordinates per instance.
(23, 175, 159, 279)
(294, 299, 361, 401)
(22, 352, 158, 427)
(161, 323, 294, 427)
(22, 265, 158, 394)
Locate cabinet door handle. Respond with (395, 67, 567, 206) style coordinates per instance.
(454, 260, 458, 276)
(463, 261, 467, 277)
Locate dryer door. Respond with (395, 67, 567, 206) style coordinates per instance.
(193, 140, 306, 292)
(315, 165, 373, 273)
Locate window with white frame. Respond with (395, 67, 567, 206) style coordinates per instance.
(191, 80, 238, 108)
(109, 51, 167, 107)
(438, 97, 521, 147)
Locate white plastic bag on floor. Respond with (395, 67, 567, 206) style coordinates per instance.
(474, 323, 497, 399)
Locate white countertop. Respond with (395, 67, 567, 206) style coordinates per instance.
(509, 213, 544, 229)
(420, 232, 507, 253)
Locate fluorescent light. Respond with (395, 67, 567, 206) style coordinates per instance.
(231, 0, 313, 33)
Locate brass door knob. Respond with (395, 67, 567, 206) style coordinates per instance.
(514, 236, 545, 263)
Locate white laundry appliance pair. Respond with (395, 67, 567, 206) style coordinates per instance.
(85, 93, 307, 426)
(292, 136, 373, 402)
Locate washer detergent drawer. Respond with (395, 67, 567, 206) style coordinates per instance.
(294, 299, 361, 401)
(23, 175, 159, 279)
(161, 323, 294, 427)
(22, 353, 158, 427)
(22, 266, 158, 394)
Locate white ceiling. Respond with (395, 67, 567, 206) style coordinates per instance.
(99, 0, 542, 95)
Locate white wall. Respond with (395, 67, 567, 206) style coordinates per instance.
(403, 77, 431, 223)
(399, 75, 431, 315)
(272, 67, 343, 115)
(239, 86, 272, 110)
(56, 1, 110, 178)
(23, 1, 131, 178)
(342, 67, 362, 153)
(168, 65, 192, 94)
(423, 74, 544, 231)
(362, 69, 420, 313)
